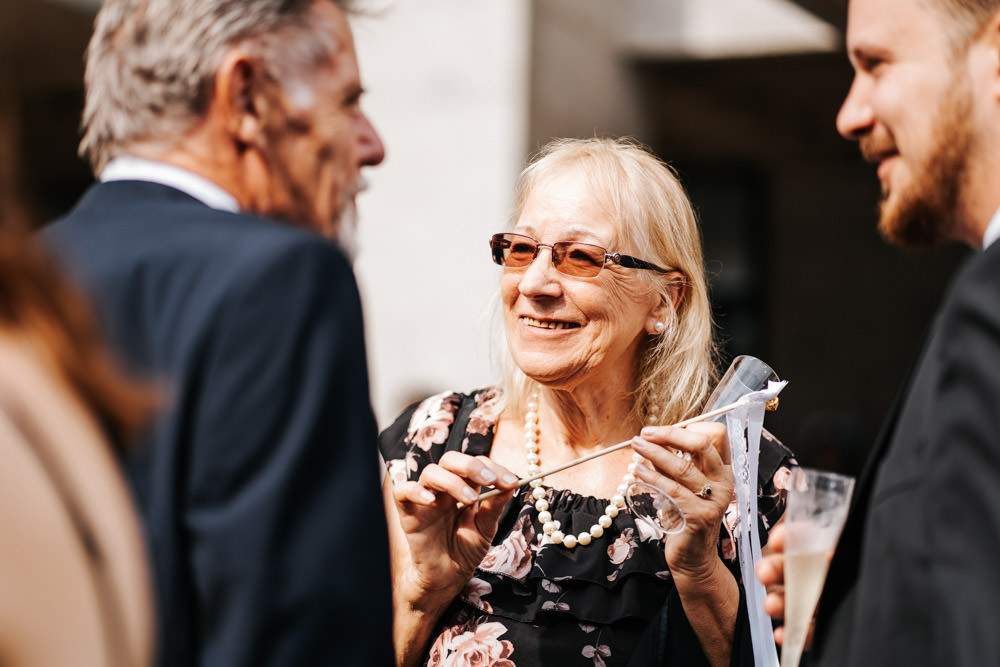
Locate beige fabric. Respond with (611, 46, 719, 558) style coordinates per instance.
(0, 334, 153, 666)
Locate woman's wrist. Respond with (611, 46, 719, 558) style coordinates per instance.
(671, 555, 735, 599)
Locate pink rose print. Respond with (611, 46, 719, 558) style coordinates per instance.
(408, 393, 458, 451)
(479, 515, 534, 580)
(466, 389, 501, 437)
(721, 537, 736, 561)
(582, 643, 611, 667)
(461, 578, 493, 613)
(607, 528, 636, 565)
(773, 465, 793, 491)
(387, 457, 414, 485)
(427, 620, 515, 667)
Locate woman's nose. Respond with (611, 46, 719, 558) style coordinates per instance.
(516, 248, 562, 297)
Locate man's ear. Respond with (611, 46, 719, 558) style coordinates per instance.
(213, 49, 269, 150)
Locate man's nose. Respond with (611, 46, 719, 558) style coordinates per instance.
(836, 75, 875, 141)
(358, 113, 385, 167)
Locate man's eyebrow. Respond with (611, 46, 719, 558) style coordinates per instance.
(344, 84, 365, 104)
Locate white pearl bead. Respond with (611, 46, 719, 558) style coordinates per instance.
(627, 462, 638, 474)
(598, 515, 612, 528)
(632, 453, 644, 463)
(526, 411, 538, 422)
(551, 520, 560, 530)
(530, 479, 543, 488)
(623, 473, 636, 485)
(543, 521, 557, 533)
(532, 486, 546, 500)
(590, 524, 604, 538)
(534, 499, 549, 512)
(526, 452, 540, 464)
(562, 534, 577, 548)
(538, 510, 552, 524)
(611, 494, 625, 507)
(577, 532, 592, 546)
(551, 530, 564, 543)
(606, 505, 619, 518)
(616, 483, 629, 495)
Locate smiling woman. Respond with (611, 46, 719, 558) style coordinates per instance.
(379, 137, 795, 667)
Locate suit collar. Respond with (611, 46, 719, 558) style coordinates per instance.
(101, 157, 240, 213)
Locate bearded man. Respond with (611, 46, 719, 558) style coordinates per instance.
(757, 0, 1000, 664)
(42, 1, 392, 665)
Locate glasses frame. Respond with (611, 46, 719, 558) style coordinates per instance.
(489, 232, 673, 278)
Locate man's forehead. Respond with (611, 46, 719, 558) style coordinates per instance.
(846, 0, 944, 57)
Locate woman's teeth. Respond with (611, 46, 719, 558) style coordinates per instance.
(521, 316, 579, 330)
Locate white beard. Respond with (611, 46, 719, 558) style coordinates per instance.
(336, 198, 359, 263)
(334, 176, 367, 263)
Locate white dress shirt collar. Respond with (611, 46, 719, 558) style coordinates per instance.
(982, 206, 1000, 250)
(101, 156, 240, 213)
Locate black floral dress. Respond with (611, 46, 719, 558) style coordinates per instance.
(379, 388, 795, 667)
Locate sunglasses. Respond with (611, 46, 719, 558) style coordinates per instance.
(489, 232, 672, 278)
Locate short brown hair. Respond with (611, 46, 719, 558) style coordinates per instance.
(924, 0, 1000, 48)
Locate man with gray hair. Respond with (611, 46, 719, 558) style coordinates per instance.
(43, 1, 392, 664)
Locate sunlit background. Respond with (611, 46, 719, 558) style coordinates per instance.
(2, 0, 967, 477)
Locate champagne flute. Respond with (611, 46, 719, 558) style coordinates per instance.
(625, 355, 780, 538)
(780, 467, 855, 667)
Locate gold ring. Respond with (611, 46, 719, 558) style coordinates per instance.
(696, 484, 712, 499)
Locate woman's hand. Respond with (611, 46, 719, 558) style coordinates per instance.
(630, 421, 733, 578)
(389, 452, 519, 607)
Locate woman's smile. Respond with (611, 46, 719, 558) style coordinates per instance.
(519, 315, 581, 330)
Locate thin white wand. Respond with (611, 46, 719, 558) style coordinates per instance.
(461, 396, 762, 507)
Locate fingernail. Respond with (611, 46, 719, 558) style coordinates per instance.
(478, 469, 497, 484)
(632, 437, 652, 450)
(501, 473, 519, 485)
(640, 426, 655, 436)
(418, 490, 436, 503)
(461, 487, 478, 503)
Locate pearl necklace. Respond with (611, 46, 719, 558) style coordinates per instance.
(524, 391, 649, 549)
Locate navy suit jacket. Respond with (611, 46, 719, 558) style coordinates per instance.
(44, 181, 393, 666)
(809, 241, 1000, 666)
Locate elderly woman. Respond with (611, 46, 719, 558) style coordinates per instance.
(380, 137, 793, 667)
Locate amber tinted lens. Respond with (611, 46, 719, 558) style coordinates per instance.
(491, 233, 537, 267)
(552, 242, 606, 277)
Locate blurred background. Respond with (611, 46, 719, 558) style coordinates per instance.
(2, 0, 967, 477)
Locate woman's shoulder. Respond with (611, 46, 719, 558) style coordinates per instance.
(378, 387, 503, 482)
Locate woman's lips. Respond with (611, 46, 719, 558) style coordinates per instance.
(520, 315, 580, 330)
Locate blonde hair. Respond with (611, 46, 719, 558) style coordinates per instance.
(500, 137, 719, 426)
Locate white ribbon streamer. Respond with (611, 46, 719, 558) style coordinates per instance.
(725, 379, 787, 667)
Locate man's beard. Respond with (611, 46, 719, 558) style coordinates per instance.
(867, 81, 973, 249)
(336, 197, 360, 262)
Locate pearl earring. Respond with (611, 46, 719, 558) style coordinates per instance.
(654, 321, 665, 333)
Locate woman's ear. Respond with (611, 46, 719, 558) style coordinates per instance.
(645, 298, 670, 336)
(644, 272, 686, 335)
(664, 271, 687, 310)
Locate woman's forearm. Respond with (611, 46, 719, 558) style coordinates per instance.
(672, 557, 740, 667)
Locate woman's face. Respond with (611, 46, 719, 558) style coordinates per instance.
(502, 169, 664, 394)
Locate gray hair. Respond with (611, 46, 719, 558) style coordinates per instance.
(80, 0, 353, 174)
(501, 137, 720, 427)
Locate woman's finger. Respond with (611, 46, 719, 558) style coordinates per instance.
(416, 462, 484, 505)
(438, 451, 521, 490)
